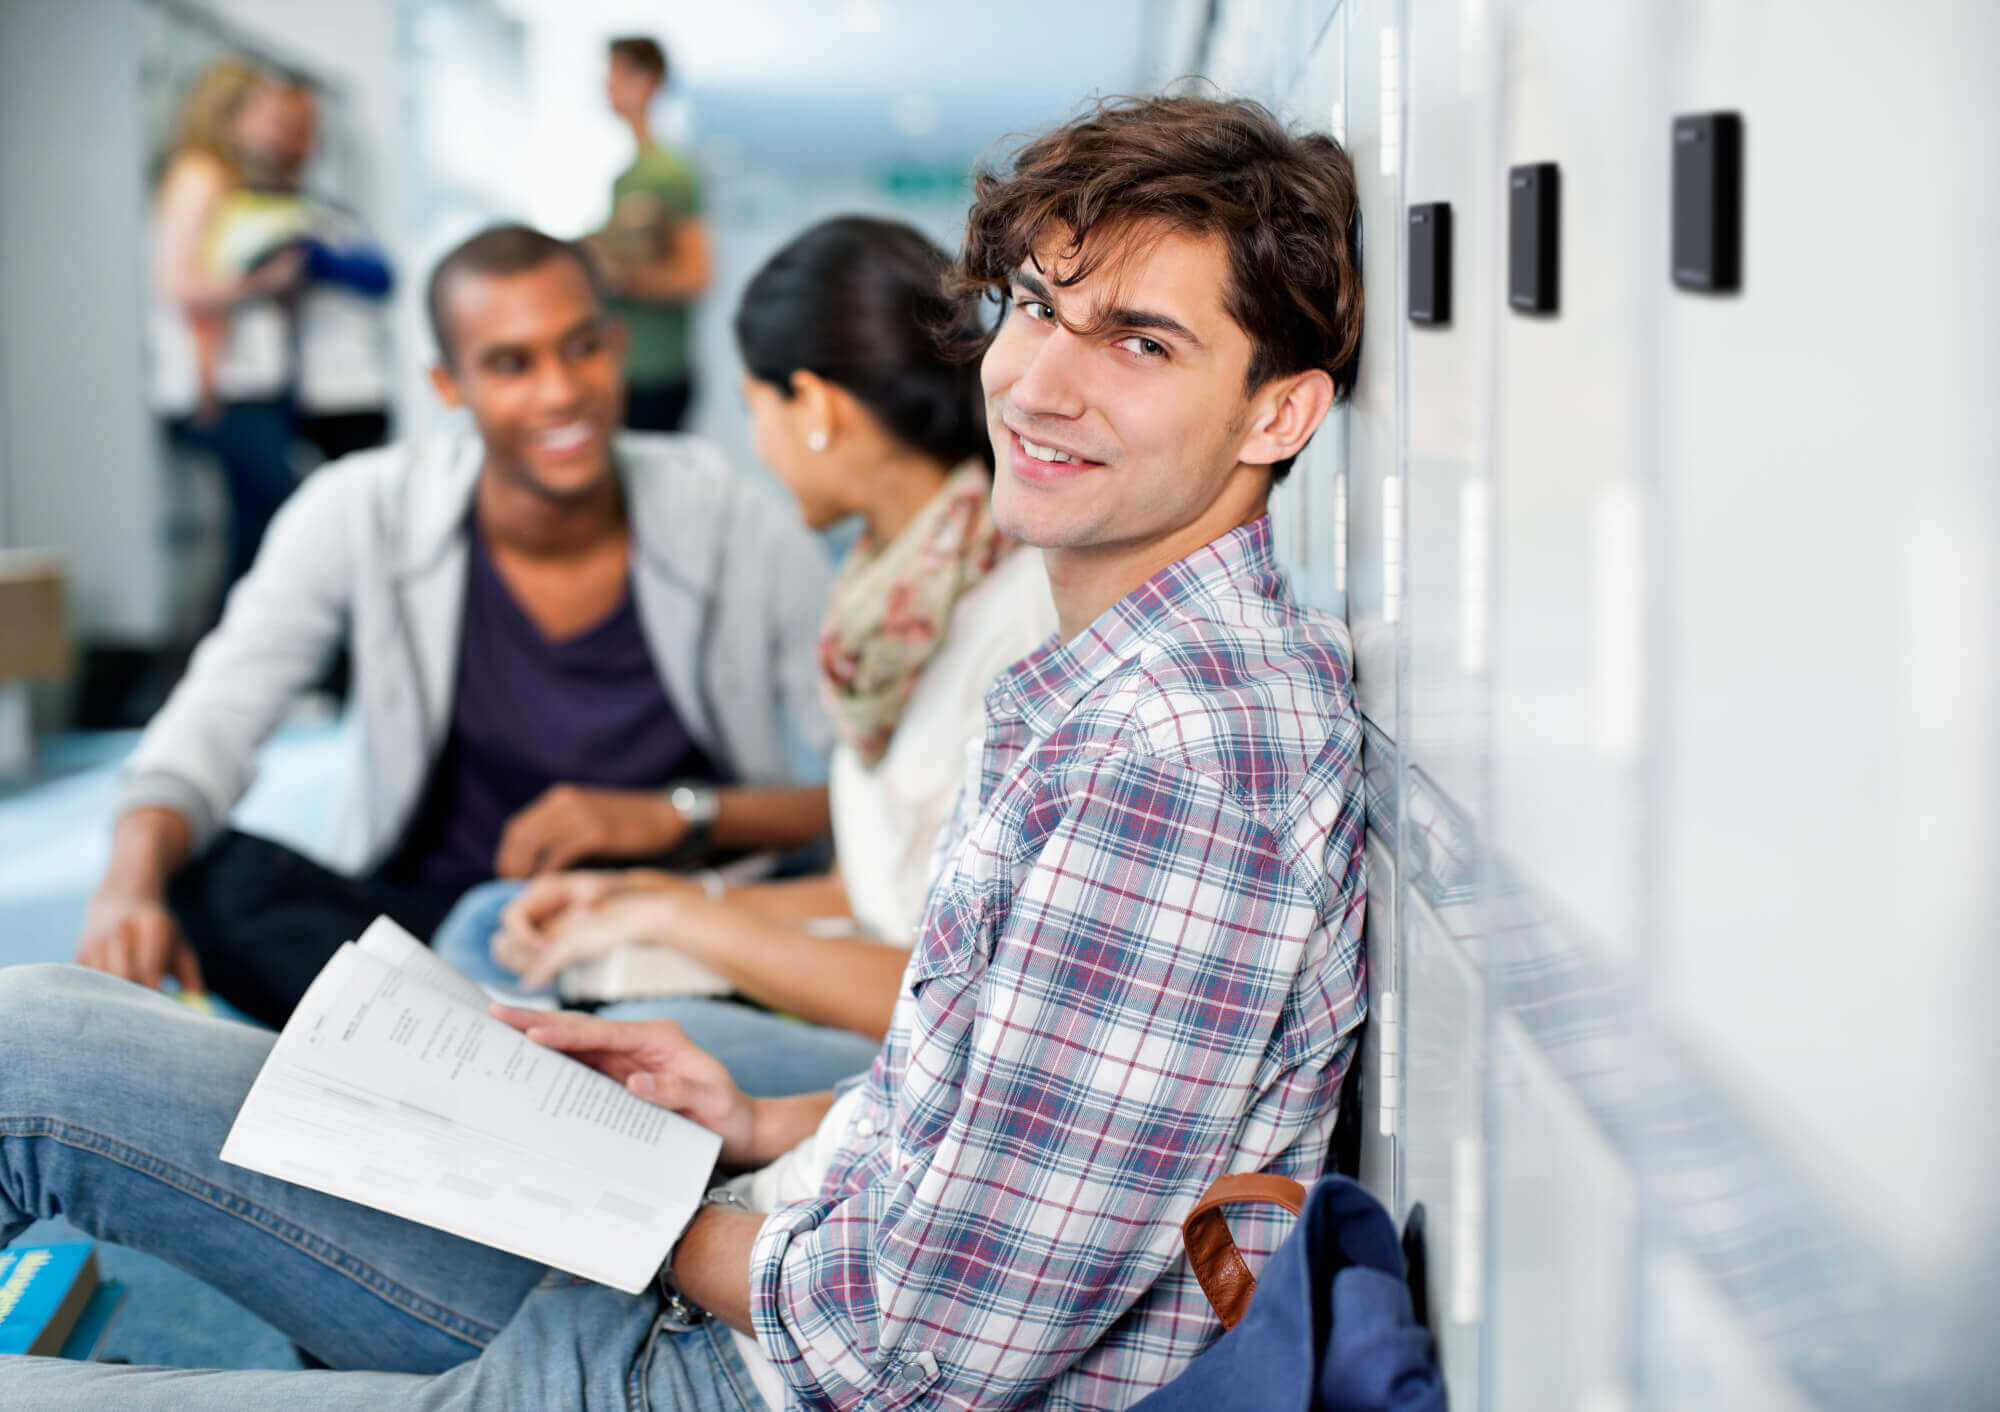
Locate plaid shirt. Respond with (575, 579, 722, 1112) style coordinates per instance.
(749, 517, 1368, 1411)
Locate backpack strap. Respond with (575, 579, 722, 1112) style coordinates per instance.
(1181, 1173, 1308, 1329)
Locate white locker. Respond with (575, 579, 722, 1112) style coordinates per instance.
(1400, 0, 1498, 819)
(1402, 874, 1484, 1397)
(1654, 0, 1998, 1301)
(1330, 0, 1404, 733)
(1488, 1015, 1636, 1412)
(1487, 0, 1663, 967)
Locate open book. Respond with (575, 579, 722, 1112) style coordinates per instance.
(221, 918, 722, 1294)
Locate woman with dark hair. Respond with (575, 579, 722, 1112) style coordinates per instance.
(432, 215, 1054, 1094)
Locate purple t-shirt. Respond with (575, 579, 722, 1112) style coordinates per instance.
(390, 522, 720, 886)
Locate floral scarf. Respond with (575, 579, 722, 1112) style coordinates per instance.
(817, 461, 1012, 765)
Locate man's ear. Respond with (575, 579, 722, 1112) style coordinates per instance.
(1236, 368, 1336, 468)
(429, 360, 464, 409)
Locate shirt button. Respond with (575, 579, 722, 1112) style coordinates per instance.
(898, 1351, 938, 1386)
(853, 1117, 877, 1139)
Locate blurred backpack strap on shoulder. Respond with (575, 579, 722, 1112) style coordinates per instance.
(1182, 1171, 1308, 1329)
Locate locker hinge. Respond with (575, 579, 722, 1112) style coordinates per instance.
(1450, 1135, 1484, 1325)
(1376, 988, 1402, 1136)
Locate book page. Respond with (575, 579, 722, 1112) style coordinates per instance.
(221, 940, 721, 1293)
(353, 915, 494, 1010)
(356, 914, 561, 1012)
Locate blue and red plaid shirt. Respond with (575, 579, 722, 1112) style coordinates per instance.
(749, 516, 1368, 1410)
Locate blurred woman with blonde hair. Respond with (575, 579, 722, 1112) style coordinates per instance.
(149, 56, 313, 614)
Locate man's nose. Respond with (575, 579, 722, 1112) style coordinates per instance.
(532, 354, 585, 411)
(1008, 326, 1088, 421)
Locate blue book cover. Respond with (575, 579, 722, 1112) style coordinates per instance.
(0, 1241, 100, 1356)
(57, 1280, 127, 1361)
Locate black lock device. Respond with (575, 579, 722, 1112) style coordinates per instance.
(1507, 163, 1559, 314)
(1408, 202, 1451, 325)
(1671, 112, 1742, 292)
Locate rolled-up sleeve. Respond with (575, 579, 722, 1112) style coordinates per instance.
(749, 750, 1322, 1410)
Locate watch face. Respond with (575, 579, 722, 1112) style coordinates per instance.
(672, 784, 720, 824)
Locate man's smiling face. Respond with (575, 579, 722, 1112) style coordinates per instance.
(430, 257, 627, 503)
(981, 223, 1268, 560)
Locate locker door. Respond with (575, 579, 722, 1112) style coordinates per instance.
(1488, 0, 1664, 966)
(1273, 0, 1349, 622)
(1335, 0, 1405, 735)
(1408, 848, 1488, 1400)
(1488, 1015, 1636, 1412)
(1401, 0, 1497, 819)
(1650, 0, 2000, 1400)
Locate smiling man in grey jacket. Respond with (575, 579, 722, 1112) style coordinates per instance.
(76, 224, 835, 1027)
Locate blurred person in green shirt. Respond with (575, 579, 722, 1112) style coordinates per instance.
(587, 36, 711, 432)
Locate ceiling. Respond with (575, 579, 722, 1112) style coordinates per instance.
(495, 0, 1158, 166)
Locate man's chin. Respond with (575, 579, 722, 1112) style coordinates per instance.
(993, 477, 1097, 552)
(501, 456, 618, 503)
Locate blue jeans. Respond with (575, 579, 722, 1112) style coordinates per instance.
(432, 881, 881, 1099)
(167, 398, 299, 606)
(0, 964, 768, 1410)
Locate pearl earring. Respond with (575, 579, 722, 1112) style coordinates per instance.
(807, 431, 829, 452)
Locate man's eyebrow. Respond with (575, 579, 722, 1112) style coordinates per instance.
(473, 339, 528, 368)
(1101, 304, 1202, 348)
(1010, 268, 1056, 304)
(472, 314, 604, 367)
(1007, 267, 1204, 348)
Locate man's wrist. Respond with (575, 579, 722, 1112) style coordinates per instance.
(658, 1189, 757, 1328)
(666, 781, 721, 849)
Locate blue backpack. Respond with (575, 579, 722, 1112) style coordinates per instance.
(1136, 1172, 1449, 1412)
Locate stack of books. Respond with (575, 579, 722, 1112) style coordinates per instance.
(0, 1241, 127, 1359)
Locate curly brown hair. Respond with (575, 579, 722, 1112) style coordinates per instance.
(952, 93, 1363, 475)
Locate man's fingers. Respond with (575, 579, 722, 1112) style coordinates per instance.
(529, 834, 590, 876)
(523, 1013, 644, 1054)
(133, 917, 168, 990)
(496, 788, 567, 867)
(493, 822, 537, 879)
(93, 927, 129, 980)
(491, 1002, 563, 1034)
(170, 938, 207, 995)
(491, 1006, 640, 1055)
(494, 800, 556, 879)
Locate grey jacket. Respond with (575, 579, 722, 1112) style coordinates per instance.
(119, 416, 833, 873)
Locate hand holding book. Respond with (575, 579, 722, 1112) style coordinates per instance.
(489, 1006, 761, 1167)
(220, 918, 723, 1294)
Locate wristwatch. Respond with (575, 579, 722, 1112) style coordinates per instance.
(656, 1185, 754, 1328)
(667, 781, 721, 848)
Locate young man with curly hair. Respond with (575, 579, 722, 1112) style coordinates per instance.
(0, 94, 1367, 1410)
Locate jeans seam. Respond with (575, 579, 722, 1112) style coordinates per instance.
(704, 1319, 767, 1411)
(0, 1116, 500, 1349)
(630, 1314, 663, 1412)
(631, 1318, 765, 1412)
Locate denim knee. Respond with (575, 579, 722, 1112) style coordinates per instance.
(0, 962, 101, 1030)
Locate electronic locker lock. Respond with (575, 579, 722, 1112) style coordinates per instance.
(1672, 111, 1743, 292)
(1508, 163, 1559, 314)
(1408, 202, 1451, 325)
